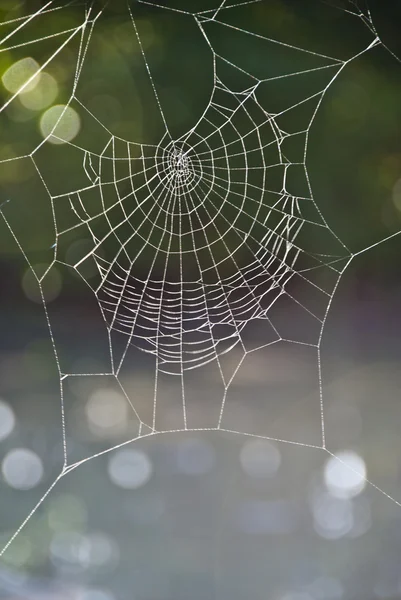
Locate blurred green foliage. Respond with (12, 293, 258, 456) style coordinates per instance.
(0, 0, 401, 276)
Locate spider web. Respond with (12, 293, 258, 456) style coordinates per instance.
(0, 0, 400, 560)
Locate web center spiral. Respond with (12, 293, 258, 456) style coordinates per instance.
(155, 140, 204, 203)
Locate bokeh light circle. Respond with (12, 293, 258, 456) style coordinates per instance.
(1, 448, 44, 490)
(86, 389, 129, 435)
(19, 72, 58, 111)
(2, 57, 40, 94)
(0, 399, 16, 441)
(40, 104, 81, 144)
(312, 491, 354, 540)
(107, 449, 152, 489)
(324, 451, 367, 499)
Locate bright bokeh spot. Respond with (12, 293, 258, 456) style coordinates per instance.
(1, 448, 44, 490)
(240, 439, 281, 478)
(2, 57, 40, 94)
(86, 389, 129, 435)
(40, 104, 81, 144)
(0, 399, 16, 441)
(324, 451, 367, 499)
(312, 491, 354, 540)
(107, 449, 152, 489)
(19, 72, 58, 111)
(50, 531, 118, 572)
(50, 531, 91, 571)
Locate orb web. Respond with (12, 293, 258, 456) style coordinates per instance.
(0, 0, 401, 562)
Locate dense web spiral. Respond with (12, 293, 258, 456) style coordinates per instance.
(58, 75, 348, 376)
(0, 0, 401, 563)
